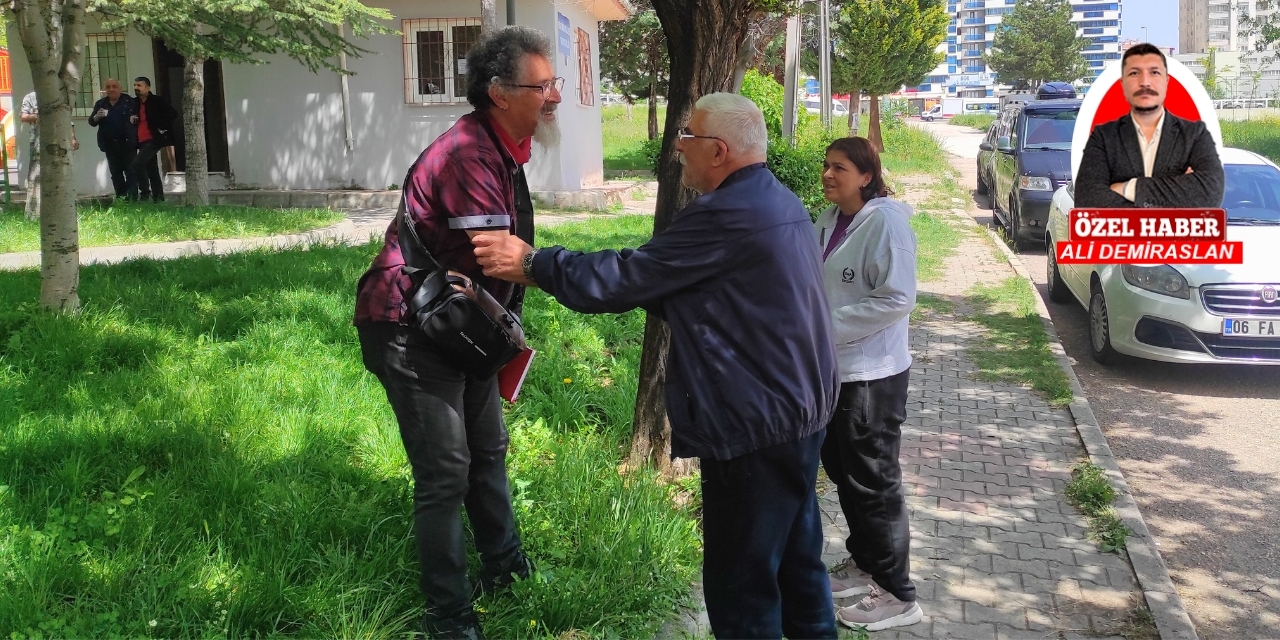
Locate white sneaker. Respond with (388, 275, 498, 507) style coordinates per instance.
(836, 584, 924, 631)
(828, 559, 875, 598)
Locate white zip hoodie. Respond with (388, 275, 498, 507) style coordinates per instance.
(814, 197, 917, 382)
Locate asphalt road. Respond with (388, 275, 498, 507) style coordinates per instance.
(913, 119, 1280, 639)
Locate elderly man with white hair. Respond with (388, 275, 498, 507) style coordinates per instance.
(473, 92, 840, 639)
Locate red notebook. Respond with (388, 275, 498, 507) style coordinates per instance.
(498, 348, 536, 403)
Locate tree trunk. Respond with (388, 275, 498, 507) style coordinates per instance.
(847, 89, 860, 136)
(480, 0, 499, 33)
(647, 78, 658, 140)
(868, 94, 883, 152)
(183, 57, 209, 206)
(629, 0, 753, 475)
(730, 28, 758, 92)
(14, 0, 87, 312)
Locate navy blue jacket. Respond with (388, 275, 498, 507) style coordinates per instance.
(531, 163, 839, 460)
(87, 94, 137, 152)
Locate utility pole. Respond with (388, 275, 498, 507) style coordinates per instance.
(819, 0, 832, 129)
(783, 14, 801, 142)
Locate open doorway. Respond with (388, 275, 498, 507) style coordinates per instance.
(152, 39, 229, 174)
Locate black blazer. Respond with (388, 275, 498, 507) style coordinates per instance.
(1074, 112, 1224, 208)
(137, 94, 177, 146)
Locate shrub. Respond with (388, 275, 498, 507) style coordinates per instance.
(641, 137, 663, 172)
(1222, 117, 1280, 163)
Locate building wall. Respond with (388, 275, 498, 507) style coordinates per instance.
(6, 0, 610, 196)
(1179, 0, 1278, 54)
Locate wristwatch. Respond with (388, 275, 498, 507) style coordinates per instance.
(521, 248, 539, 285)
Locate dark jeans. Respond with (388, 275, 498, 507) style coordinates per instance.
(103, 141, 137, 198)
(820, 368, 915, 602)
(131, 140, 165, 200)
(357, 322, 524, 624)
(702, 430, 837, 640)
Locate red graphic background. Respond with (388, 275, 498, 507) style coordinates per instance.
(1088, 77, 1203, 131)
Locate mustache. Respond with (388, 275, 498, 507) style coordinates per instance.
(1133, 89, 1159, 96)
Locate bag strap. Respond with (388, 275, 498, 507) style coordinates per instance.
(395, 189, 455, 315)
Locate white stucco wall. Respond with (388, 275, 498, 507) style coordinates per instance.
(6, 0, 612, 196)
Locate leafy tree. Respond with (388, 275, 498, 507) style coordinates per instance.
(6, 0, 88, 312)
(1241, 0, 1280, 57)
(1195, 47, 1231, 100)
(598, 0, 668, 139)
(803, 0, 947, 150)
(987, 0, 1089, 88)
(92, 0, 392, 205)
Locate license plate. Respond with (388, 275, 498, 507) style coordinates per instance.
(1222, 319, 1280, 337)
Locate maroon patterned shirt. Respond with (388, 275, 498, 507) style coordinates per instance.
(353, 111, 529, 325)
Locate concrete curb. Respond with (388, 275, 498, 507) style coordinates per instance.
(978, 223, 1199, 640)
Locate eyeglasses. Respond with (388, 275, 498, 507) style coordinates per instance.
(506, 77, 565, 97)
(677, 126, 723, 143)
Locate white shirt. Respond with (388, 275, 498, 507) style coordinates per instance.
(1122, 109, 1165, 201)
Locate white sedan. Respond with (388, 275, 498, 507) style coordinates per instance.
(1045, 147, 1280, 365)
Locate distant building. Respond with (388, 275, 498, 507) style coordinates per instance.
(1179, 0, 1277, 54)
(909, 0, 1123, 102)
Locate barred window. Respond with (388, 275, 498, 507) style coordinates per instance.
(575, 28, 594, 106)
(76, 33, 127, 117)
(403, 18, 481, 105)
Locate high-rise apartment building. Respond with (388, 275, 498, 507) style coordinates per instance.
(1180, 0, 1277, 54)
(912, 0, 1123, 99)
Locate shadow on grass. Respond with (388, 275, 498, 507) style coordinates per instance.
(0, 216, 698, 638)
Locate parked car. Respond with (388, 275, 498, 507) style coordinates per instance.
(1044, 146, 1280, 365)
(976, 121, 1000, 196)
(984, 96, 1081, 248)
(802, 98, 849, 117)
(921, 105, 942, 122)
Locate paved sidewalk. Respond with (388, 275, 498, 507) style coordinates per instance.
(0, 200, 657, 271)
(814, 200, 1144, 639)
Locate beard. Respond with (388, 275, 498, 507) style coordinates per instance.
(533, 115, 561, 148)
(1133, 102, 1161, 114)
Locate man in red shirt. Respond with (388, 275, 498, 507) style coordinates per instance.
(353, 25, 561, 640)
(128, 77, 176, 202)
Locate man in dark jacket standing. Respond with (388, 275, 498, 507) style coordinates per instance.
(1075, 43, 1224, 208)
(129, 77, 176, 202)
(87, 78, 137, 199)
(474, 92, 840, 640)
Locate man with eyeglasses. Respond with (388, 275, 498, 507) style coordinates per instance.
(352, 25, 561, 640)
(473, 92, 840, 639)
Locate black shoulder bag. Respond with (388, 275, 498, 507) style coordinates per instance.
(397, 196, 527, 379)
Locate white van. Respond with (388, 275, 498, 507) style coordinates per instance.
(921, 105, 943, 122)
(802, 99, 849, 117)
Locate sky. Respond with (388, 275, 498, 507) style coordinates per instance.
(1120, 0, 1180, 51)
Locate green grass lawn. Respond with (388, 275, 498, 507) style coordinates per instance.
(1222, 117, 1280, 163)
(0, 215, 699, 638)
(602, 104, 664, 171)
(0, 202, 345, 254)
(965, 277, 1073, 407)
(948, 114, 997, 131)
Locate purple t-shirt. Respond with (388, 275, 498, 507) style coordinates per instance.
(823, 211, 857, 260)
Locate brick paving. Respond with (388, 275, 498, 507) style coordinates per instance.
(814, 201, 1145, 639)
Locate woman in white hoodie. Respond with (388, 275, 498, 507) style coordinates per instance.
(815, 137, 922, 632)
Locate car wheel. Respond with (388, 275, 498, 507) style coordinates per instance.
(976, 165, 989, 195)
(1046, 237, 1071, 303)
(1008, 198, 1027, 250)
(1088, 283, 1119, 365)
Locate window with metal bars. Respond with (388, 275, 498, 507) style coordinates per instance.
(402, 18, 481, 105)
(76, 33, 128, 117)
(575, 28, 594, 106)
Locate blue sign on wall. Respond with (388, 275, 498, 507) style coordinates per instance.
(804, 78, 819, 95)
(557, 13, 572, 61)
